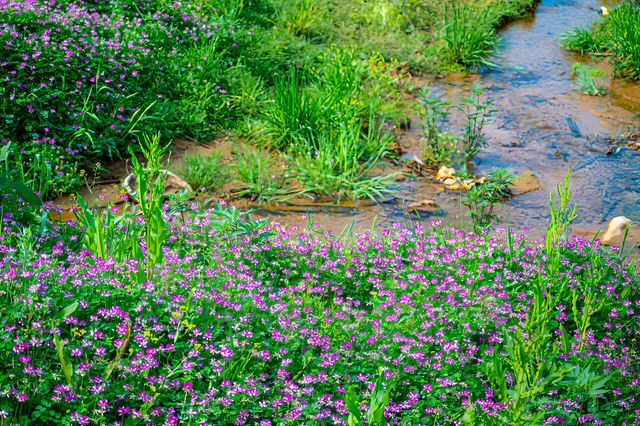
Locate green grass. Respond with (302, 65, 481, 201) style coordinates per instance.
(560, 26, 608, 54)
(174, 151, 230, 193)
(437, 2, 503, 71)
(560, 2, 640, 80)
(609, 1, 640, 80)
(292, 118, 398, 202)
(231, 145, 291, 202)
(260, 72, 333, 153)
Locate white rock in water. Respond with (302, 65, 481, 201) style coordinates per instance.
(601, 216, 635, 246)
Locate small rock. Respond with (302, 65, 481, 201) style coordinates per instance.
(601, 216, 640, 248)
(511, 170, 542, 196)
(625, 141, 640, 151)
(436, 166, 455, 181)
(407, 199, 437, 210)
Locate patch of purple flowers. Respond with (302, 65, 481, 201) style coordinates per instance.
(0, 212, 638, 424)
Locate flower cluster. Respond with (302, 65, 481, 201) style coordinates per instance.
(0, 213, 638, 424)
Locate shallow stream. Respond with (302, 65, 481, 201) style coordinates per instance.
(254, 0, 640, 237)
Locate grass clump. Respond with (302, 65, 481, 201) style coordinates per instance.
(231, 145, 290, 202)
(609, 1, 640, 80)
(175, 151, 229, 193)
(560, 26, 609, 54)
(437, 2, 503, 71)
(292, 119, 398, 202)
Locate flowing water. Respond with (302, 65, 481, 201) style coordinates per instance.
(254, 0, 640, 237)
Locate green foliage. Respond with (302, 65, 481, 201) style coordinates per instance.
(458, 167, 514, 231)
(0, 0, 247, 195)
(416, 82, 497, 165)
(207, 203, 273, 242)
(481, 170, 627, 424)
(546, 169, 578, 254)
(609, 1, 640, 80)
(261, 72, 333, 153)
(75, 133, 170, 282)
(417, 87, 459, 165)
(231, 145, 290, 202)
(175, 151, 229, 193)
(128, 134, 170, 279)
(438, 2, 502, 70)
(459, 82, 498, 157)
(560, 26, 608, 54)
(345, 371, 395, 426)
(292, 119, 398, 202)
(277, 0, 320, 37)
(489, 0, 539, 21)
(571, 63, 606, 96)
(0, 142, 43, 225)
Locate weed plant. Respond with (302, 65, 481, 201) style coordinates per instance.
(571, 63, 607, 96)
(459, 83, 498, 157)
(457, 167, 514, 231)
(417, 83, 497, 164)
(175, 152, 229, 193)
(417, 87, 460, 165)
(231, 145, 290, 202)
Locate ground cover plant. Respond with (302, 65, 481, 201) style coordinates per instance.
(1, 168, 639, 424)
